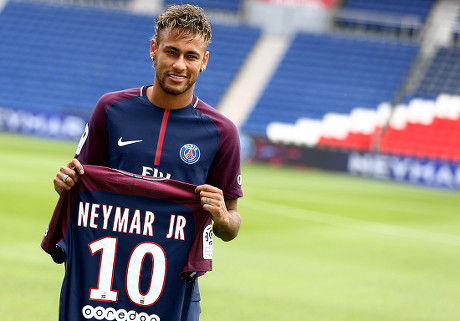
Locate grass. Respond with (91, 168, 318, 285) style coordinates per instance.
(1, 132, 459, 321)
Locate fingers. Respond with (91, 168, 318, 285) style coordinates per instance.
(54, 167, 77, 193)
(199, 193, 222, 207)
(195, 184, 220, 195)
(53, 159, 84, 195)
(195, 184, 211, 193)
(195, 185, 227, 222)
(69, 158, 84, 175)
(196, 185, 223, 206)
(53, 173, 69, 194)
(200, 195, 215, 208)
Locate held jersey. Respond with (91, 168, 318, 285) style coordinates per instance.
(41, 165, 213, 321)
(75, 86, 243, 200)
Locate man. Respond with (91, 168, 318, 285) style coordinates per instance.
(51, 4, 243, 320)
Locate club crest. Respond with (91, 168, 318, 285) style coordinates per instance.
(180, 144, 200, 164)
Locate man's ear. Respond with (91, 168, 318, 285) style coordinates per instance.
(201, 51, 209, 72)
(150, 39, 158, 60)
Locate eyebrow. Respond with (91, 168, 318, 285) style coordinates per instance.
(164, 45, 201, 57)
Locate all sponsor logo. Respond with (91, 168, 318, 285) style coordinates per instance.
(82, 305, 160, 321)
(179, 144, 200, 165)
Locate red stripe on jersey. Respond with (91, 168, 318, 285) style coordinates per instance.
(154, 109, 170, 166)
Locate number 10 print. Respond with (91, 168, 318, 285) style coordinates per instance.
(88, 237, 167, 306)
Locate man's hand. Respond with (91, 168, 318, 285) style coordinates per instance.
(53, 159, 84, 195)
(195, 184, 241, 242)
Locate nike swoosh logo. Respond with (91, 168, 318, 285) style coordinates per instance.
(118, 137, 143, 147)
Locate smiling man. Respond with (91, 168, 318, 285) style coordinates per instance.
(150, 18, 209, 101)
(49, 4, 243, 321)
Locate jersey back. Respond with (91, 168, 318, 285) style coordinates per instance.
(42, 165, 213, 321)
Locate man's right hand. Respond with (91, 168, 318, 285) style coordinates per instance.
(53, 159, 84, 195)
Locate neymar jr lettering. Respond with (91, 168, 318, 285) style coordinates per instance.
(78, 201, 188, 240)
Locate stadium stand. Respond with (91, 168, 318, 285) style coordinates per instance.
(1, 0, 459, 165)
(241, 33, 419, 138)
(379, 94, 460, 162)
(453, 11, 460, 44)
(415, 46, 460, 97)
(163, 0, 242, 13)
(241, 1, 460, 164)
(0, 1, 155, 115)
(0, 0, 259, 117)
(194, 24, 260, 107)
(288, 93, 460, 163)
(263, 91, 460, 163)
(335, 0, 435, 37)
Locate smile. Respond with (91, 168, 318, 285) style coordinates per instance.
(169, 74, 186, 81)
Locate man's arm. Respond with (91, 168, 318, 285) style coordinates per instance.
(195, 184, 241, 242)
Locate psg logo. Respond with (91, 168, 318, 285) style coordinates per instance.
(180, 144, 200, 164)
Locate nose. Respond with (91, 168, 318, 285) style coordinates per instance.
(172, 55, 186, 71)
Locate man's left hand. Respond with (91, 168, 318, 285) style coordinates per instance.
(195, 184, 241, 241)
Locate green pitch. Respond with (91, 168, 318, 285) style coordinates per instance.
(1, 132, 459, 321)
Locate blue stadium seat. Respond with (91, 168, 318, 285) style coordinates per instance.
(336, 0, 435, 36)
(196, 24, 260, 107)
(415, 47, 460, 97)
(242, 32, 419, 137)
(163, 0, 242, 13)
(343, 0, 433, 19)
(0, 1, 259, 118)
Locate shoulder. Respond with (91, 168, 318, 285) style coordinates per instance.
(89, 87, 143, 123)
(97, 87, 143, 109)
(87, 87, 144, 134)
(194, 99, 239, 138)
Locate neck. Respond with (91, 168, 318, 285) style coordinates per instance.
(147, 83, 194, 110)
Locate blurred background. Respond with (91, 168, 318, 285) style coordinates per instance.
(1, 1, 460, 321)
(0, 0, 459, 189)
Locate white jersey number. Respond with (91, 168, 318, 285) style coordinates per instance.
(88, 237, 166, 306)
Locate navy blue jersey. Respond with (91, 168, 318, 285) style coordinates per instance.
(75, 86, 243, 200)
(71, 85, 242, 314)
(42, 165, 213, 321)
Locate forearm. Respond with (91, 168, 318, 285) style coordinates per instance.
(213, 207, 241, 242)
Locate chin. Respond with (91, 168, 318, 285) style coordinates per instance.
(163, 83, 195, 96)
(163, 86, 188, 96)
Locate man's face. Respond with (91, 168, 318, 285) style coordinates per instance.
(151, 29, 209, 97)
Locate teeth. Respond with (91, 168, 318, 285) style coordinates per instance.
(170, 75, 184, 79)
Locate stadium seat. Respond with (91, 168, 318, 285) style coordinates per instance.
(378, 95, 460, 162)
(163, 0, 242, 13)
(336, 0, 435, 36)
(242, 32, 419, 139)
(0, 1, 259, 118)
(415, 47, 460, 97)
